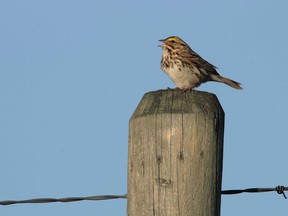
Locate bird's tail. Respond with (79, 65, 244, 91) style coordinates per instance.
(211, 74, 242, 90)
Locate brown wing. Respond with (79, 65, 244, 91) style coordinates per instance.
(181, 47, 220, 76)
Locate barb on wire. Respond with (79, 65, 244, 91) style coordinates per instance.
(0, 185, 287, 206)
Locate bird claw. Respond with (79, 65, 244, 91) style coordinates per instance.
(180, 88, 193, 94)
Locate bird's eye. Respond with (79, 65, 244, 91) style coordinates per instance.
(171, 40, 175, 43)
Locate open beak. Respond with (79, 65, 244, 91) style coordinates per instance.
(158, 39, 166, 48)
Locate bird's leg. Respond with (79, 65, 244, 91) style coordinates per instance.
(180, 87, 194, 94)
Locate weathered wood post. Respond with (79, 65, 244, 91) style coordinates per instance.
(127, 89, 224, 216)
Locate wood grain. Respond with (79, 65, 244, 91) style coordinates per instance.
(128, 89, 224, 216)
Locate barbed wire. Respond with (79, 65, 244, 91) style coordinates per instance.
(0, 186, 286, 206)
(221, 185, 287, 199)
(0, 195, 127, 206)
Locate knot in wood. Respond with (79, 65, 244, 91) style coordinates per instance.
(156, 178, 173, 187)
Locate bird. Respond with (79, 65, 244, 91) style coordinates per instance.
(159, 36, 242, 92)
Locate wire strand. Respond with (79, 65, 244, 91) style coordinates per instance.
(221, 185, 287, 199)
(0, 186, 286, 206)
(0, 195, 127, 206)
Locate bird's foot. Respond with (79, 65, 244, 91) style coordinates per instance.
(180, 87, 194, 94)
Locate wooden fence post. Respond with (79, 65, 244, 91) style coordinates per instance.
(127, 89, 224, 216)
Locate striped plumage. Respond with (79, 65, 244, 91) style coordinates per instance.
(159, 36, 242, 91)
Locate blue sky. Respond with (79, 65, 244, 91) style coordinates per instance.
(1, 0, 288, 215)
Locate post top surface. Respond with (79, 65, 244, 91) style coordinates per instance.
(131, 89, 224, 119)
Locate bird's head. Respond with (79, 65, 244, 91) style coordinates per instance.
(158, 36, 187, 50)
